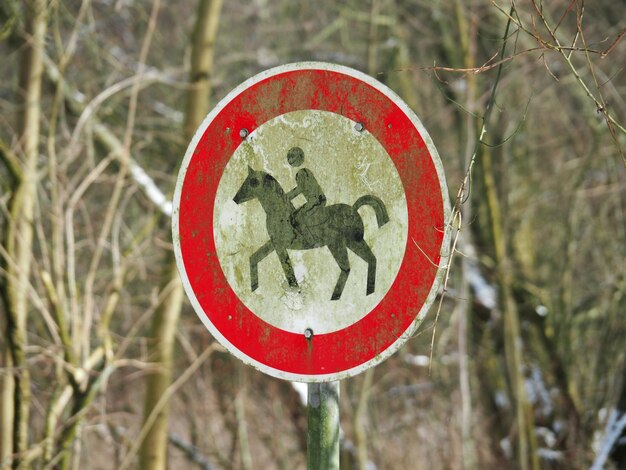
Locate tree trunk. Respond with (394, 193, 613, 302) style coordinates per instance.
(139, 1, 224, 468)
(1, 340, 15, 468)
(0, 1, 47, 468)
(480, 146, 539, 470)
(354, 368, 374, 470)
(456, 2, 478, 467)
(183, 0, 225, 142)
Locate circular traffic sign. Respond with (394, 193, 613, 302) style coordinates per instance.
(173, 62, 450, 382)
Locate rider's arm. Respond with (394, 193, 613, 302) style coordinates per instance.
(287, 169, 312, 199)
(286, 186, 302, 200)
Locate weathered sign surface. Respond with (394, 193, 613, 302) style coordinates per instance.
(173, 62, 450, 382)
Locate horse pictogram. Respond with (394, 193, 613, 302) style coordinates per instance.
(233, 150, 389, 301)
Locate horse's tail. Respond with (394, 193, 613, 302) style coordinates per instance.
(353, 195, 389, 227)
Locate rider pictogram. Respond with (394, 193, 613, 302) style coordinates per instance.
(285, 146, 327, 246)
(233, 147, 390, 301)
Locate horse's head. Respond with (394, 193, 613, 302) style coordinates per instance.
(233, 166, 264, 204)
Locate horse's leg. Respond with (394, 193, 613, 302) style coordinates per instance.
(327, 243, 350, 300)
(275, 248, 299, 289)
(250, 240, 274, 291)
(347, 239, 377, 295)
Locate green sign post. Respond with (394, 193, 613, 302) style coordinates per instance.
(308, 382, 340, 470)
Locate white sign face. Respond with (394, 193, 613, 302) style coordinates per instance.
(214, 110, 409, 335)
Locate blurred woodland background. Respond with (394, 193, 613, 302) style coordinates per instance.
(1, 0, 625, 469)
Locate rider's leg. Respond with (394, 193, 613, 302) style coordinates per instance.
(293, 200, 326, 246)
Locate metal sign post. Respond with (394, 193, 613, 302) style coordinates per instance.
(173, 62, 450, 468)
(307, 382, 340, 470)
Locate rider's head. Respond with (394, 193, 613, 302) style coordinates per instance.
(287, 147, 304, 167)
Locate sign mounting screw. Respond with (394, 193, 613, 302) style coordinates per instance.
(354, 122, 365, 132)
(304, 328, 314, 340)
(239, 128, 249, 139)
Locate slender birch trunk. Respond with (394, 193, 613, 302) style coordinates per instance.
(456, 1, 478, 467)
(354, 368, 373, 470)
(0, 1, 47, 468)
(1, 341, 15, 468)
(139, 1, 224, 468)
(481, 147, 540, 470)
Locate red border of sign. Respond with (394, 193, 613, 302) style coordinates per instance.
(173, 63, 449, 382)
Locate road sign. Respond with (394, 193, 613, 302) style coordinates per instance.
(173, 62, 450, 382)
